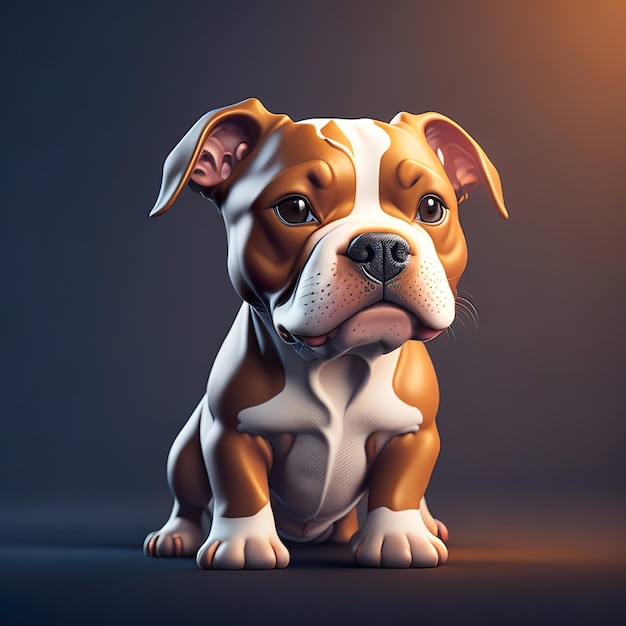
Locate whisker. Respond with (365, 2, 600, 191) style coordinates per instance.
(449, 292, 480, 339)
(445, 325, 457, 343)
(455, 307, 475, 330)
(455, 313, 469, 334)
(456, 291, 479, 323)
(456, 304, 479, 328)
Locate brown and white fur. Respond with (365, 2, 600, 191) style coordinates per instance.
(144, 98, 507, 569)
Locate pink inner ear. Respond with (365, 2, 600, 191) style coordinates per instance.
(426, 125, 480, 199)
(235, 143, 249, 160)
(219, 158, 232, 180)
(190, 124, 251, 188)
(404, 112, 508, 219)
(443, 143, 480, 197)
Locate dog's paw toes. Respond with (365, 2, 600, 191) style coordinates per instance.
(196, 536, 290, 570)
(196, 505, 290, 570)
(352, 530, 446, 568)
(143, 518, 205, 557)
(244, 536, 290, 569)
(351, 507, 448, 568)
(434, 518, 449, 543)
(143, 531, 163, 557)
(353, 532, 412, 568)
(407, 532, 448, 567)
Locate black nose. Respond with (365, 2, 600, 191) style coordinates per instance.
(346, 232, 411, 283)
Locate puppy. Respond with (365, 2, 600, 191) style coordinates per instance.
(144, 98, 507, 569)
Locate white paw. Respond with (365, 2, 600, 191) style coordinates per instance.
(144, 516, 205, 557)
(351, 507, 448, 568)
(196, 504, 290, 570)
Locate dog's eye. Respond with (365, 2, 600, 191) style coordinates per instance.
(274, 196, 318, 226)
(416, 195, 447, 224)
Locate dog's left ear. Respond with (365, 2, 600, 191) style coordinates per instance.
(150, 98, 287, 217)
(391, 112, 508, 219)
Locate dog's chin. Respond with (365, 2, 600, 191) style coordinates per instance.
(280, 303, 445, 361)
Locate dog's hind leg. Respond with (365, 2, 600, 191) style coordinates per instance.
(327, 506, 360, 543)
(144, 397, 211, 557)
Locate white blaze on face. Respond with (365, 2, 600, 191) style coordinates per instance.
(303, 118, 391, 220)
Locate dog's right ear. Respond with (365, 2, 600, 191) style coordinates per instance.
(150, 99, 287, 217)
(391, 111, 508, 219)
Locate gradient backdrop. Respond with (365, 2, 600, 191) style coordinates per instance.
(1, 0, 625, 623)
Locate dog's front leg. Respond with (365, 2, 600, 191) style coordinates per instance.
(352, 424, 448, 568)
(196, 424, 290, 570)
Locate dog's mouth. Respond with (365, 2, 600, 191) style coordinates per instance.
(277, 303, 445, 355)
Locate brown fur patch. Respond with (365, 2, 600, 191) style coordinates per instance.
(222, 121, 357, 300)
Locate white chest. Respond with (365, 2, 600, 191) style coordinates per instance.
(238, 350, 422, 532)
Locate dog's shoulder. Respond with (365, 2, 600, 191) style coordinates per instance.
(392, 340, 440, 423)
(207, 304, 285, 428)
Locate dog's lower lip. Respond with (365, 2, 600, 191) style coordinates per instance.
(295, 328, 337, 347)
(291, 309, 444, 347)
(415, 326, 444, 342)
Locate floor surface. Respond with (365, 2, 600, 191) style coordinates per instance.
(2, 495, 624, 625)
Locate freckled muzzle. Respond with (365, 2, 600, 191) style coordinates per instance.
(270, 216, 460, 360)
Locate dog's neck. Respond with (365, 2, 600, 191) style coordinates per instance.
(240, 304, 417, 448)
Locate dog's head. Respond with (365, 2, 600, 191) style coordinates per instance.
(151, 99, 507, 360)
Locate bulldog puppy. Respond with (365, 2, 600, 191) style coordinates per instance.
(144, 98, 507, 569)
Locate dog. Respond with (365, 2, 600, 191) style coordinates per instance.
(144, 98, 507, 569)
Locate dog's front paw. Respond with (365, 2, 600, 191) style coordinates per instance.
(144, 516, 205, 557)
(196, 504, 290, 570)
(351, 507, 448, 568)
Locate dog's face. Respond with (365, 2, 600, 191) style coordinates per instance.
(151, 99, 507, 360)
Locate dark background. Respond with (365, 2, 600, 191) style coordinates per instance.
(1, 0, 625, 624)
